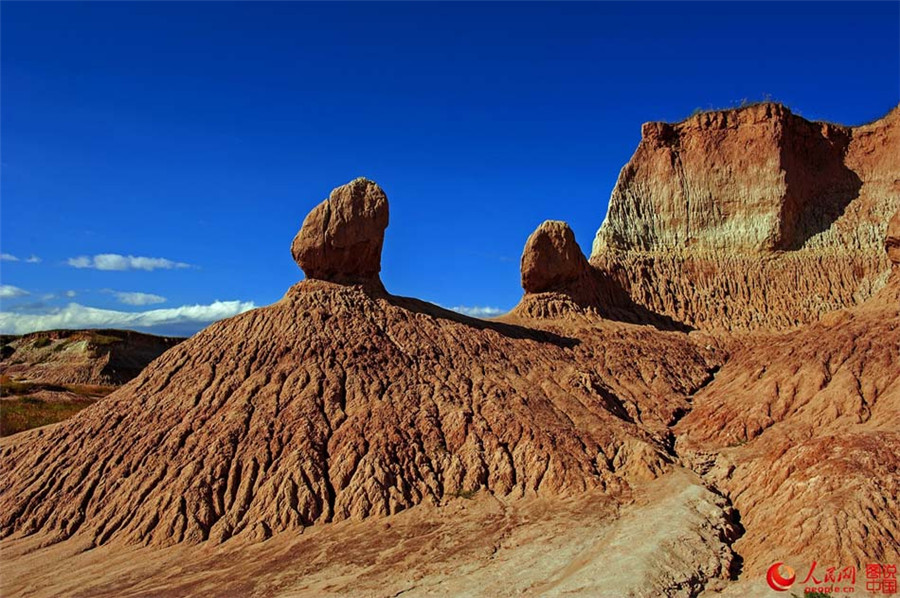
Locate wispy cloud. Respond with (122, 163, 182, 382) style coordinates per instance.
(66, 254, 192, 271)
(31, 290, 78, 301)
(448, 305, 506, 318)
(0, 300, 256, 335)
(0, 285, 30, 299)
(1, 253, 42, 263)
(111, 291, 167, 306)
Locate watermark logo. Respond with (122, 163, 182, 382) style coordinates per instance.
(867, 564, 899, 594)
(766, 560, 897, 594)
(767, 562, 796, 592)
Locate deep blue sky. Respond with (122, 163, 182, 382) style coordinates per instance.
(2, 1, 898, 335)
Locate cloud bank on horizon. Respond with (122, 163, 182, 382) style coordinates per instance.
(2, 250, 226, 335)
(0, 291, 501, 335)
(0, 300, 256, 336)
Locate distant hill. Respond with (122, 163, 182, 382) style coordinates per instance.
(0, 329, 183, 435)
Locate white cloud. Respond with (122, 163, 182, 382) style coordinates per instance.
(448, 305, 506, 318)
(0, 300, 256, 335)
(113, 291, 166, 306)
(1, 253, 42, 263)
(32, 291, 76, 301)
(66, 256, 92, 268)
(0, 285, 30, 299)
(66, 254, 192, 271)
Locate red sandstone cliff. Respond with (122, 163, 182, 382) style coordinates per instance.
(591, 103, 899, 330)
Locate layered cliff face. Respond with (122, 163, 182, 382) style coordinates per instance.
(506, 132, 900, 589)
(591, 103, 899, 330)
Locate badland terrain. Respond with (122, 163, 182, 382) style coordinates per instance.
(1, 102, 898, 597)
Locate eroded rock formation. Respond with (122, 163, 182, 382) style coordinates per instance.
(591, 103, 900, 330)
(675, 267, 900, 576)
(1, 329, 182, 386)
(521, 221, 590, 293)
(513, 221, 694, 330)
(1, 330, 183, 436)
(0, 179, 722, 552)
(513, 220, 617, 320)
(291, 177, 389, 283)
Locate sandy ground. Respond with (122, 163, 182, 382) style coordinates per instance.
(1, 468, 770, 598)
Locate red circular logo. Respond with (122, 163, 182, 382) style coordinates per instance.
(766, 562, 796, 592)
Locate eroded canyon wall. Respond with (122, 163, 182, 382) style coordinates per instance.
(591, 103, 899, 330)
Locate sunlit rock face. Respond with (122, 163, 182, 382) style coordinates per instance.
(590, 103, 900, 331)
(521, 220, 590, 294)
(291, 177, 389, 284)
(887, 207, 900, 265)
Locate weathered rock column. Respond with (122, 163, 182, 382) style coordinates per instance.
(521, 220, 591, 293)
(291, 177, 389, 283)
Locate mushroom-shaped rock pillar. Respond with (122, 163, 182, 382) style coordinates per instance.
(887, 208, 900, 266)
(521, 220, 590, 293)
(292, 178, 389, 283)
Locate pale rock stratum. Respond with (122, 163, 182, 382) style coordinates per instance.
(887, 206, 900, 264)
